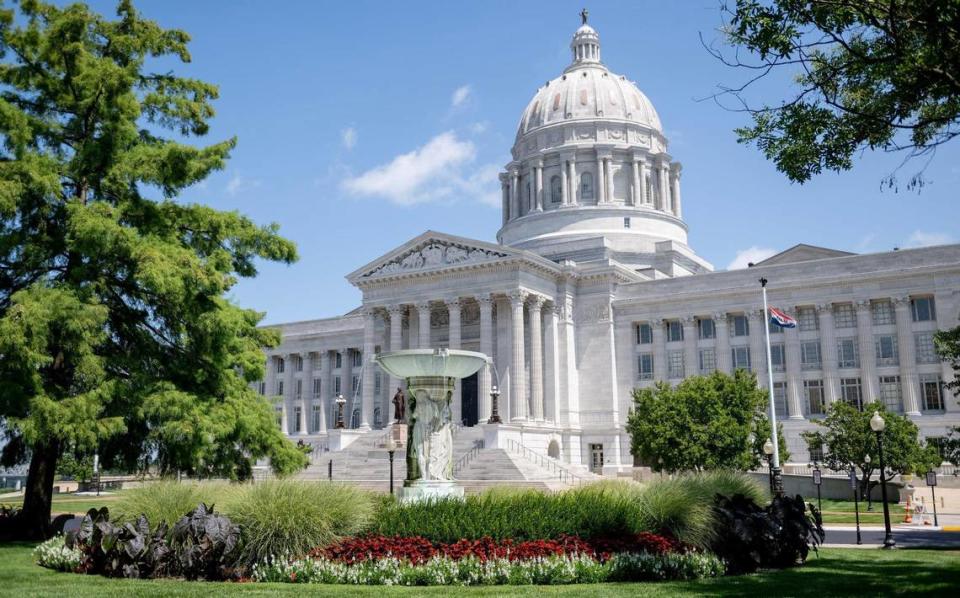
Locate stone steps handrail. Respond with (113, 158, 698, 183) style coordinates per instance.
(504, 439, 590, 486)
(452, 439, 485, 476)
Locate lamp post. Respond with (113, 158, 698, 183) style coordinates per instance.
(864, 453, 873, 511)
(870, 411, 896, 549)
(849, 466, 862, 545)
(334, 394, 346, 429)
(487, 385, 502, 424)
(763, 439, 775, 494)
(385, 437, 396, 496)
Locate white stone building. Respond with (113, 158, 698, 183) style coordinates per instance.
(257, 18, 959, 474)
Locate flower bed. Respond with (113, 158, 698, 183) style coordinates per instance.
(251, 552, 726, 586)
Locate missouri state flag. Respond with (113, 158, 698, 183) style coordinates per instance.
(769, 307, 797, 329)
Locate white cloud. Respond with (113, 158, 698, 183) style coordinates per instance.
(342, 131, 499, 207)
(341, 127, 357, 150)
(224, 174, 260, 197)
(903, 230, 954, 248)
(726, 246, 777, 270)
(451, 85, 471, 108)
(469, 121, 489, 134)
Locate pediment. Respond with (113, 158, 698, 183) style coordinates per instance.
(755, 244, 854, 267)
(347, 231, 519, 283)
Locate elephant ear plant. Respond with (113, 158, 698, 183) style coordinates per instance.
(64, 503, 240, 580)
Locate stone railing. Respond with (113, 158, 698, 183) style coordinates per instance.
(504, 439, 592, 486)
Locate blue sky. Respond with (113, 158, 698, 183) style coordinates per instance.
(76, 1, 960, 323)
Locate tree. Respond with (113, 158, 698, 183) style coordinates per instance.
(0, 0, 306, 538)
(802, 401, 940, 501)
(628, 370, 784, 472)
(934, 326, 960, 394)
(713, 0, 960, 187)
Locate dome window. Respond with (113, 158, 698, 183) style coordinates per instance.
(550, 175, 562, 204)
(609, 89, 618, 105)
(553, 93, 561, 110)
(580, 172, 594, 200)
(579, 89, 588, 106)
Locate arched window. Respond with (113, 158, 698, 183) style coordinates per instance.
(548, 440, 561, 460)
(550, 175, 562, 204)
(580, 172, 594, 200)
(351, 408, 360, 429)
(374, 407, 382, 428)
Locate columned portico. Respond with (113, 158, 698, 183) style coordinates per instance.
(387, 305, 404, 398)
(360, 310, 376, 430)
(509, 291, 527, 421)
(446, 298, 463, 423)
(417, 302, 431, 349)
(478, 295, 494, 420)
(528, 296, 545, 421)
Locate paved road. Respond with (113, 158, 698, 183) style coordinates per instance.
(824, 526, 960, 548)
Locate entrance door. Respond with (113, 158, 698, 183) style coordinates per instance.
(461, 372, 479, 426)
(589, 443, 604, 474)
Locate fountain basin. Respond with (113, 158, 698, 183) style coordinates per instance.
(376, 349, 489, 379)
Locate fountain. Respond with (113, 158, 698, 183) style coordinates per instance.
(375, 348, 489, 502)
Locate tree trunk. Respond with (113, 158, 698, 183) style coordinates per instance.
(18, 439, 60, 540)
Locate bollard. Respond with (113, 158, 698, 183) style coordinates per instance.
(328, 460, 333, 481)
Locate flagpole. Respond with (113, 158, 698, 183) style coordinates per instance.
(760, 277, 784, 496)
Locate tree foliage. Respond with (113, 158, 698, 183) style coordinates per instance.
(714, 0, 960, 186)
(0, 0, 306, 536)
(802, 401, 940, 497)
(627, 370, 786, 472)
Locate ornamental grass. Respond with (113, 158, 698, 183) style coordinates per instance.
(112, 480, 235, 530)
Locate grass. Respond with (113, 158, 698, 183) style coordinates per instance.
(1, 493, 121, 515)
(2, 542, 958, 596)
(808, 498, 907, 525)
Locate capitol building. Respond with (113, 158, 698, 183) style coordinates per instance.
(257, 17, 959, 476)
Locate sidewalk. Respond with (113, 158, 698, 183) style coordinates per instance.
(823, 523, 960, 548)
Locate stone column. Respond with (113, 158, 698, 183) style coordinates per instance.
(510, 168, 519, 220)
(387, 305, 404, 400)
(817, 304, 840, 406)
(638, 157, 650, 205)
(360, 310, 375, 430)
(893, 297, 921, 415)
(748, 310, 766, 379)
(596, 153, 606, 203)
(784, 325, 804, 419)
(299, 352, 311, 434)
(528, 296, 545, 421)
(568, 157, 578, 206)
(651, 318, 667, 381)
(509, 291, 527, 421)
(478, 295, 494, 420)
(500, 176, 510, 225)
(715, 313, 731, 373)
(560, 159, 569, 206)
(341, 347, 353, 427)
(318, 350, 330, 432)
(855, 300, 879, 401)
(534, 161, 543, 212)
(605, 158, 614, 204)
(670, 164, 683, 218)
(283, 353, 296, 434)
(446, 298, 462, 424)
(682, 317, 698, 380)
(417, 301, 431, 349)
(544, 303, 560, 422)
(631, 158, 640, 206)
(659, 162, 670, 212)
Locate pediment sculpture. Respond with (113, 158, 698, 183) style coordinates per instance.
(363, 241, 509, 278)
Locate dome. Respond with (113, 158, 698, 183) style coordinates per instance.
(516, 69, 662, 139)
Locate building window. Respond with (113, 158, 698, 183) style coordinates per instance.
(770, 343, 786, 372)
(374, 372, 382, 395)
(804, 380, 825, 416)
(731, 346, 751, 371)
(258, 381, 266, 395)
(636, 323, 652, 344)
(797, 307, 818, 332)
(698, 348, 716, 374)
(276, 380, 284, 396)
(623, 217, 631, 229)
(920, 375, 943, 412)
(915, 332, 939, 364)
(837, 338, 860, 369)
(638, 354, 654, 380)
(275, 406, 282, 429)
(333, 376, 341, 394)
(772, 381, 788, 418)
(313, 378, 322, 399)
(807, 438, 825, 463)
(351, 409, 360, 429)
(580, 172, 594, 200)
(335, 352, 343, 369)
(840, 377, 863, 410)
(911, 297, 936, 322)
(276, 358, 285, 374)
(666, 320, 683, 343)
(312, 404, 322, 432)
(294, 406, 302, 433)
(872, 300, 895, 325)
(875, 335, 899, 366)
(731, 315, 749, 337)
(879, 375, 902, 412)
(352, 375, 360, 395)
(801, 341, 822, 370)
(353, 351, 363, 367)
(374, 407, 383, 428)
(698, 318, 715, 339)
(833, 303, 857, 329)
(295, 355, 303, 372)
(668, 350, 685, 379)
(550, 175, 562, 203)
(295, 379, 302, 399)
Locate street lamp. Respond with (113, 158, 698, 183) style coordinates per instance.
(864, 453, 873, 511)
(763, 439, 775, 494)
(385, 437, 397, 496)
(870, 411, 896, 549)
(334, 394, 346, 429)
(487, 385, 502, 424)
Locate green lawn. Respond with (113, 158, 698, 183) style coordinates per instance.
(808, 498, 906, 525)
(1, 542, 958, 597)
(0, 493, 121, 515)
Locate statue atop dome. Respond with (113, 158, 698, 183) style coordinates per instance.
(580, 8, 588, 25)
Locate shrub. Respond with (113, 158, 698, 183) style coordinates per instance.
(634, 479, 714, 548)
(225, 480, 374, 566)
(34, 535, 83, 572)
(112, 480, 234, 530)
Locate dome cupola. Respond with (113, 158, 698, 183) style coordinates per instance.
(569, 9, 601, 66)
